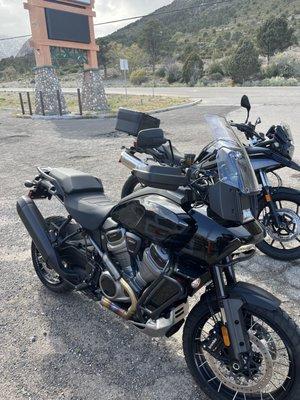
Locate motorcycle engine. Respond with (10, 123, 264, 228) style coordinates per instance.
(100, 219, 169, 302)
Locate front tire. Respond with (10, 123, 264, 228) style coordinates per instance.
(121, 174, 144, 198)
(183, 299, 300, 400)
(256, 188, 300, 261)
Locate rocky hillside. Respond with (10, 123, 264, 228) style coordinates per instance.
(108, 0, 300, 46)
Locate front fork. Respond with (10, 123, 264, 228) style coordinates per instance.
(259, 170, 282, 227)
(211, 261, 251, 368)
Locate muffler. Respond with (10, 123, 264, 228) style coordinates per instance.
(16, 195, 78, 285)
(119, 150, 147, 171)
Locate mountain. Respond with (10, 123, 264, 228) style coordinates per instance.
(0, 37, 29, 60)
(16, 39, 33, 58)
(108, 0, 300, 48)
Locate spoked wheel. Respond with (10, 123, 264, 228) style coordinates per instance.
(256, 190, 300, 261)
(183, 300, 300, 400)
(31, 216, 72, 293)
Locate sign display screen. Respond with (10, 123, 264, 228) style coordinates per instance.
(45, 8, 91, 43)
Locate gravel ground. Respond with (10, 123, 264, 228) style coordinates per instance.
(0, 102, 299, 400)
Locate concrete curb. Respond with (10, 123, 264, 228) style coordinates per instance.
(15, 99, 202, 120)
(146, 98, 202, 115)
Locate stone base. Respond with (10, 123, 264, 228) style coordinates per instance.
(82, 68, 108, 112)
(34, 66, 68, 115)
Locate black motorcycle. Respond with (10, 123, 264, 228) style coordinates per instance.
(17, 115, 300, 400)
(118, 100, 300, 261)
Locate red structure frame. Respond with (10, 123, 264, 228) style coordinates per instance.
(24, 0, 99, 69)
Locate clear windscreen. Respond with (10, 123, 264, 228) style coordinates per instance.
(204, 115, 260, 194)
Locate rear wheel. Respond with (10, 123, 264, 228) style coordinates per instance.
(256, 189, 300, 261)
(31, 216, 73, 293)
(183, 300, 300, 400)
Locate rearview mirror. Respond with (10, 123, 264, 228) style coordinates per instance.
(255, 117, 261, 127)
(136, 128, 167, 149)
(241, 95, 251, 123)
(241, 95, 251, 111)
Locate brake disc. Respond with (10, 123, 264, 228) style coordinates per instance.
(204, 333, 273, 394)
(264, 208, 300, 242)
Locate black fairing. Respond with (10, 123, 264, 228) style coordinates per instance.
(111, 195, 195, 249)
(178, 208, 264, 266)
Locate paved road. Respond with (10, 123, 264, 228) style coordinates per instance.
(2, 85, 300, 106)
(0, 99, 299, 400)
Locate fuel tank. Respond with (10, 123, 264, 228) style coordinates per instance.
(178, 207, 264, 266)
(111, 194, 195, 249)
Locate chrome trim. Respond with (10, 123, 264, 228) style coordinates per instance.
(120, 150, 147, 171)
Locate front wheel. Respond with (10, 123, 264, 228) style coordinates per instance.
(183, 300, 300, 400)
(256, 188, 300, 261)
(121, 174, 145, 198)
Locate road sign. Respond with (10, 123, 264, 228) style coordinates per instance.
(120, 59, 129, 71)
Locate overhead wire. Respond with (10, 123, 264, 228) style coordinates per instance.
(0, 0, 234, 41)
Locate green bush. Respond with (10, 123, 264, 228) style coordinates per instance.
(209, 72, 223, 81)
(156, 67, 166, 78)
(226, 39, 260, 83)
(207, 61, 224, 76)
(0, 66, 17, 81)
(182, 52, 204, 86)
(263, 63, 279, 78)
(130, 69, 148, 85)
(244, 76, 299, 87)
(166, 63, 182, 84)
(263, 54, 300, 79)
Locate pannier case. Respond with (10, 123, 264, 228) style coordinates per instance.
(115, 108, 160, 136)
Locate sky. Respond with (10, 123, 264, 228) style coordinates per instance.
(0, 0, 174, 39)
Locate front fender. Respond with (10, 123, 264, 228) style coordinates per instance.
(203, 281, 281, 311)
(229, 281, 281, 311)
(258, 186, 300, 202)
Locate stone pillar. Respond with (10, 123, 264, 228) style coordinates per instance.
(82, 68, 108, 113)
(34, 66, 68, 115)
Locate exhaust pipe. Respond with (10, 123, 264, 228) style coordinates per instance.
(16, 196, 78, 285)
(120, 150, 147, 171)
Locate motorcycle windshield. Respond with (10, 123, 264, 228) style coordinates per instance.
(205, 115, 260, 194)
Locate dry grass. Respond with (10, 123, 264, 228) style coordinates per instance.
(0, 91, 189, 114)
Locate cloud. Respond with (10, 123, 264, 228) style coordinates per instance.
(0, 0, 173, 38)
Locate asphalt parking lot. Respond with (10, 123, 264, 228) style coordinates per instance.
(0, 95, 299, 400)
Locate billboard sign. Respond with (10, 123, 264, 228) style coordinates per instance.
(45, 8, 91, 43)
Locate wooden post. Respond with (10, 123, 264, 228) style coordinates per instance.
(19, 93, 25, 115)
(77, 88, 83, 115)
(56, 90, 62, 116)
(39, 91, 45, 116)
(27, 92, 33, 115)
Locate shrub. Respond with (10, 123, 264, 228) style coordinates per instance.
(244, 76, 299, 87)
(166, 63, 182, 84)
(1, 66, 17, 81)
(263, 63, 280, 79)
(156, 67, 166, 78)
(264, 54, 300, 79)
(130, 69, 148, 85)
(182, 52, 204, 86)
(207, 61, 224, 76)
(209, 72, 223, 81)
(107, 68, 120, 79)
(198, 76, 210, 86)
(226, 39, 260, 83)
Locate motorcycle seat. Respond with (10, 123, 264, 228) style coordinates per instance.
(49, 168, 103, 195)
(49, 168, 115, 230)
(64, 192, 115, 231)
